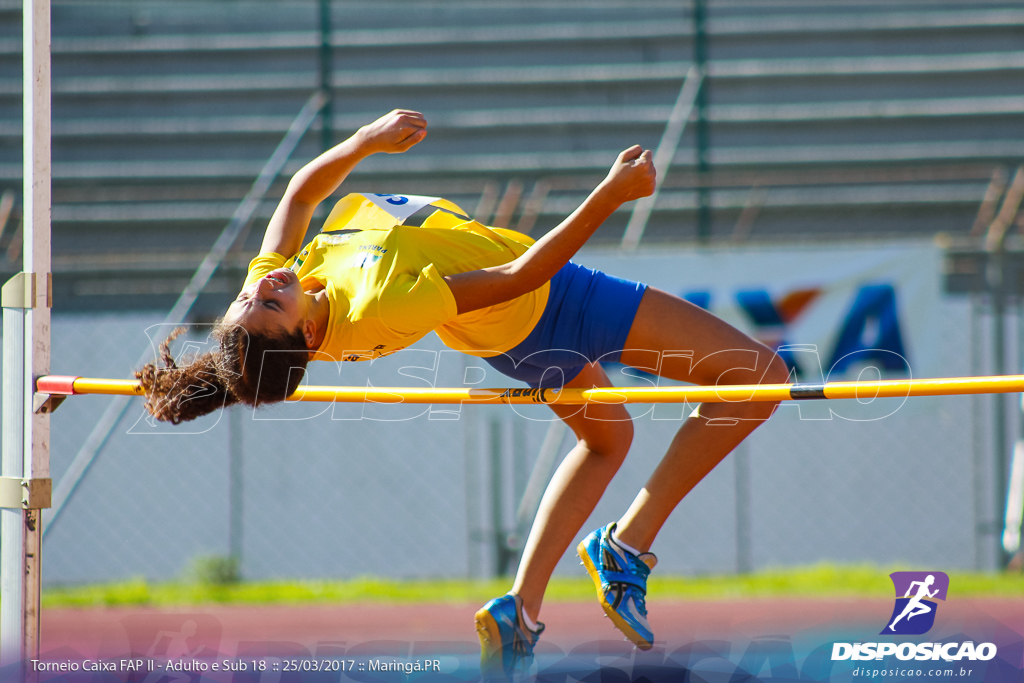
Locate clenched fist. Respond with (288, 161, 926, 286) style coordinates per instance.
(600, 145, 656, 204)
(355, 109, 428, 155)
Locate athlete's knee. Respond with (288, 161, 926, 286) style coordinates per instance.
(576, 418, 633, 464)
(724, 342, 786, 421)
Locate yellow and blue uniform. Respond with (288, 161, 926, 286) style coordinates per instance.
(245, 193, 549, 362)
(245, 192, 647, 387)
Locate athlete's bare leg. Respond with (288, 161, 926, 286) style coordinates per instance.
(513, 287, 787, 623)
(513, 362, 633, 623)
(613, 288, 788, 552)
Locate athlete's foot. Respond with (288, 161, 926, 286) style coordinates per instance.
(475, 593, 545, 679)
(577, 523, 657, 650)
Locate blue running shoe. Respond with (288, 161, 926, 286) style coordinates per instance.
(577, 523, 658, 650)
(475, 593, 544, 679)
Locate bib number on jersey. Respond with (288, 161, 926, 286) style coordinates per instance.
(361, 193, 440, 223)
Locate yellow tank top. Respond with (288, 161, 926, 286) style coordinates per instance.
(245, 193, 549, 362)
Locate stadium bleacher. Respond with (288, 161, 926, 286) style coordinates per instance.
(0, 0, 1020, 312)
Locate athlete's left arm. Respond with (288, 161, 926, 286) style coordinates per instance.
(444, 145, 655, 314)
(259, 110, 427, 258)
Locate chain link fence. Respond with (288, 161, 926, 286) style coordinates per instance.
(17, 272, 1009, 586)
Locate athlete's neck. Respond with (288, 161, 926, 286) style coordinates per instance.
(308, 288, 330, 352)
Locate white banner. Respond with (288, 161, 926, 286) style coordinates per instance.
(579, 241, 942, 383)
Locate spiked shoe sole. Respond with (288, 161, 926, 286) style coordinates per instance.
(474, 607, 503, 665)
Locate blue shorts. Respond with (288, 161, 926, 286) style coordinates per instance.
(483, 262, 647, 388)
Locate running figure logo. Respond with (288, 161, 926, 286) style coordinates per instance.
(881, 571, 949, 635)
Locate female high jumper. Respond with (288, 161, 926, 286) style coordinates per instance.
(137, 110, 787, 676)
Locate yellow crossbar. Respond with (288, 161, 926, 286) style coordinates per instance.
(35, 374, 1024, 405)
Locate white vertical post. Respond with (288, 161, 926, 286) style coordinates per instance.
(23, 0, 52, 663)
(2, 0, 51, 678)
(1, 302, 27, 676)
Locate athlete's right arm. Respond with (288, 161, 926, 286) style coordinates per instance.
(445, 145, 655, 315)
(259, 109, 427, 258)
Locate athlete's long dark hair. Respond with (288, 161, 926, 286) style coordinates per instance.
(136, 323, 309, 424)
